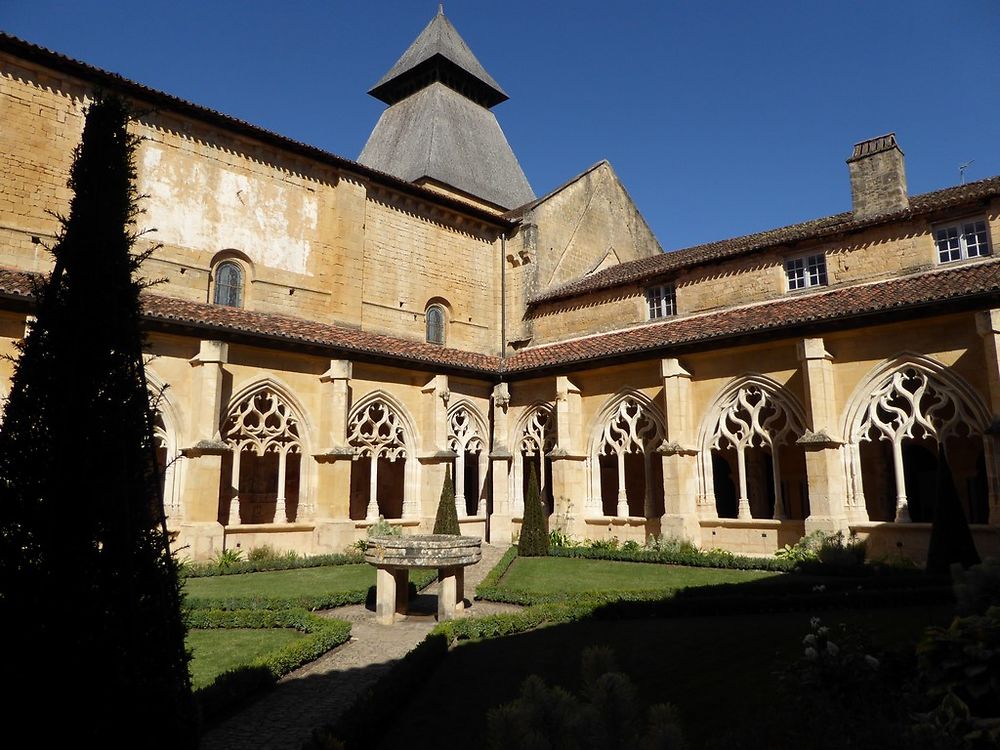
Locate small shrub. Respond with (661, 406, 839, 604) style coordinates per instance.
(246, 544, 299, 564)
(518, 463, 549, 556)
(588, 536, 620, 551)
(621, 539, 641, 552)
(817, 530, 867, 568)
(433, 466, 461, 536)
(548, 527, 574, 548)
(953, 558, 1000, 616)
(646, 535, 698, 555)
(775, 530, 826, 564)
(486, 646, 686, 749)
(366, 515, 402, 538)
(213, 548, 244, 570)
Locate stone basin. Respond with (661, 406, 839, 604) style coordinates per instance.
(364, 534, 482, 624)
(364, 534, 482, 569)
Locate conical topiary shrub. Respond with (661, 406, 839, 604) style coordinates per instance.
(433, 465, 461, 535)
(519, 463, 549, 556)
(926, 445, 980, 574)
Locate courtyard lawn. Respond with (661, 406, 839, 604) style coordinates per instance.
(498, 556, 778, 595)
(376, 603, 952, 749)
(187, 628, 305, 689)
(183, 563, 375, 600)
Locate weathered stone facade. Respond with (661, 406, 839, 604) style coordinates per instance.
(1, 14, 998, 563)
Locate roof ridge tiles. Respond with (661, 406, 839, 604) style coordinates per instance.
(530, 175, 1000, 305)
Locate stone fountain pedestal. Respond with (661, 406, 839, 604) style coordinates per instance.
(364, 535, 482, 624)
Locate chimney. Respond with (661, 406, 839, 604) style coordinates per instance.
(846, 133, 908, 218)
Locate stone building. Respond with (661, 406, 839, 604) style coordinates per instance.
(1, 10, 998, 561)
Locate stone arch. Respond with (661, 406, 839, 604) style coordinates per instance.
(146, 369, 184, 522)
(586, 389, 666, 519)
(220, 377, 312, 526)
(510, 401, 556, 516)
(841, 353, 994, 523)
(697, 375, 807, 520)
(347, 390, 420, 521)
(446, 399, 489, 517)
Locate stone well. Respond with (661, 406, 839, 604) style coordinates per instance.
(365, 535, 482, 624)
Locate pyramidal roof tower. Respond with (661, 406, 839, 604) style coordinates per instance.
(358, 6, 535, 210)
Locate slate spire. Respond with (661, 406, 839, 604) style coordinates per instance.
(359, 8, 534, 210)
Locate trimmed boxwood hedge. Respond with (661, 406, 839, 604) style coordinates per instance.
(181, 552, 364, 578)
(548, 544, 794, 571)
(185, 570, 438, 612)
(190, 608, 351, 721)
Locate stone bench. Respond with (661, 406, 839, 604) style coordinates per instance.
(364, 534, 482, 624)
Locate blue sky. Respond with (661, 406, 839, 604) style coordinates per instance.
(3, 0, 998, 251)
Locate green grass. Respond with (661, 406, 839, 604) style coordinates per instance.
(187, 628, 304, 689)
(183, 563, 375, 600)
(500, 556, 778, 594)
(376, 603, 952, 749)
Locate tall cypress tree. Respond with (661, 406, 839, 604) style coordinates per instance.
(519, 462, 549, 556)
(433, 465, 461, 535)
(0, 95, 197, 746)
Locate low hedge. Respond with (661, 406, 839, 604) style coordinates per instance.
(186, 570, 438, 612)
(549, 544, 794, 571)
(474, 544, 519, 597)
(182, 552, 364, 578)
(191, 608, 351, 721)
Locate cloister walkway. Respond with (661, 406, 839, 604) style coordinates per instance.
(201, 543, 517, 750)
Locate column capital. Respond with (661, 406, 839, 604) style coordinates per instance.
(189, 340, 228, 367)
(320, 359, 352, 382)
(976, 308, 1000, 337)
(660, 358, 692, 380)
(797, 337, 832, 362)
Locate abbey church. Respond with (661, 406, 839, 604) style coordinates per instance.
(1, 9, 998, 562)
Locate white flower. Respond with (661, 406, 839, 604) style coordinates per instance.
(826, 641, 839, 657)
(812, 584, 827, 593)
(810, 617, 821, 628)
(803, 633, 817, 646)
(865, 655, 879, 669)
(804, 647, 818, 661)
(818, 626, 829, 636)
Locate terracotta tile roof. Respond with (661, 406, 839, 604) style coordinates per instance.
(0, 32, 514, 229)
(531, 176, 1000, 305)
(506, 259, 1000, 372)
(1, 260, 996, 377)
(0, 268, 502, 374)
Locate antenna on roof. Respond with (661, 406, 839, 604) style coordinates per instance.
(959, 160, 974, 185)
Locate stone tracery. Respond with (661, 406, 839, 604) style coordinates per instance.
(348, 399, 409, 520)
(592, 395, 664, 518)
(447, 405, 486, 517)
(223, 388, 303, 525)
(706, 382, 804, 520)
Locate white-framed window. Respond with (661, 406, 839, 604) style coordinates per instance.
(213, 260, 244, 307)
(646, 284, 676, 320)
(785, 253, 827, 291)
(934, 219, 991, 264)
(426, 304, 446, 345)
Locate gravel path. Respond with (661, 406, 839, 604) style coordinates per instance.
(200, 544, 518, 750)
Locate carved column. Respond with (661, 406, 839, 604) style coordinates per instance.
(550, 376, 586, 536)
(489, 382, 514, 543)
(419, 375, 453, 526)
(796, 338, 852, 531)
(314, 360, 354, 520)
(658, 358, 702, 545)
(976, 310, 1000, 523)
(178, 340, 229, 558)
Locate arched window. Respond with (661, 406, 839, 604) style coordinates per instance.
(214, 261, 244, 307)
(426, 304, 446, 345)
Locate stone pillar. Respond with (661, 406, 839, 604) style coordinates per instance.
(976, 310, 1000, 523)
(177, 341, 229, 558)
(313, 360, 356, 554)
(418, 375, 454, 527)
(489, 382, 514, 543)
(376, 567, 399, 625)
(796, 338, 852, 532)
(658, 358, 702, 545)
(551, 376, 586, 536)
(438, 567, 459, 620)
